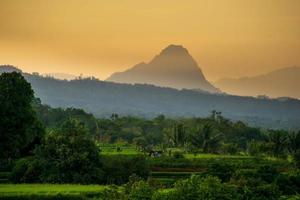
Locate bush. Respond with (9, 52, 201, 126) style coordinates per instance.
(100, 185, 125, 200)
(11, 119, 105, 184)
(243, 183, 281, 200)
(221, 143, 239, 155)
(152, 189, 177, 200)
(206, 162, 235, 182)
(172, 151, 184, 159)
(276, 171, 300, 195)
(293, 150, 300, 168)
(247, 141, 264, 156)
(10, 157, 42, 183)
(128, 181, 153, 200)
(171, 175, 240, 200)
(102, 155, 150, 184)
(257, 165, 279, 183)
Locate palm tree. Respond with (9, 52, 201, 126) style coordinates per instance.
(173, 123, 186, 147)
(287, 131, 300, 154)
(190, 123, 222, 153)
(267, 130, 288, 157)
(163, 127, 175, 147)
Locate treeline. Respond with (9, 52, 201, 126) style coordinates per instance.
(2, 72, 300, 166)
(33, 97, 300, 160)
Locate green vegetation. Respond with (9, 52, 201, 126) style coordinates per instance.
(0, 184, 107, 199)
(1, 72, 300, 199)
(0, 184, 106, 194)
(0, 72, 44, 163)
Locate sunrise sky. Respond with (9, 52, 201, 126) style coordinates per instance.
(0, 0, 299, 81)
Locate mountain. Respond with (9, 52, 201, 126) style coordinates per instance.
(2, 65, 300, 130)
(0, 65, 22, 73)
(43, 73, 77, 80)
(0, 66, 77, 80)
(106, 45, 219, 93)
(215, 66, 300, 99)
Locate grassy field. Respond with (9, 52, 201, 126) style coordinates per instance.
(0, 184, 107, 199)
(0, 184, 106, 194)
(98, 145, 254, 159)
(184, 153, 250, 159)
(98, 144, 142, 155)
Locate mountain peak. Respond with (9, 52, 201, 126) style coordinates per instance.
(160, 44, 189, 56)
(106, 45, 219, 93)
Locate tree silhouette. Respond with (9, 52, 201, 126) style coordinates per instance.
(0, 72, 44, 161)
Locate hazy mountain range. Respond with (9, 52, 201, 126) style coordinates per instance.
(1, 65, 300, 130)
(107, 45, 219, 93)
(216, 66, 300, 99)
(43, 73, 77, 80)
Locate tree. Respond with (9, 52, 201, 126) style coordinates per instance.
(287, 131, 300, 154)
(191, 123, 221, 153)
(163, 127, 175, 147)
(173, 123, 186, 147)
(0, 72, 44, 161)
(267, 130, 288, 157)
(133, 136, 148, 152)
(35, 118, 103, 184)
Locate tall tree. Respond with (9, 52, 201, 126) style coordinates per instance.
(35, 118, 103, 183)
(267, 130, 288, 157)
(173, 123, 186, 147)
(0, 72, 44, 161)
(287, 131, 300, 154)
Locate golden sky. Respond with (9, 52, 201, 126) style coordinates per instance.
(0, 0, 300, 81)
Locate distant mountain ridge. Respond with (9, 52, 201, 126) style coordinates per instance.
(215, 66, 300, 99)
(0, 65, 22, 73)
(43, 73, 77, 80)
(1, 65, 300, 130)
(107, 45, 219, 93)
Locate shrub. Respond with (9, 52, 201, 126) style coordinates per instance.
(257, 165, 279, 183)
(247, 141, 264, 156)
(10, 157, 42, 183)
(33, 119, 104, 184)
(102, 155, 150, 184)
(128, 181, 153, 200)
(276, 171, 300, 195)
(171, 175, 240, 200)
(152, 189, 177, 200)
(243, 183, 281, 200)
(206, 162, 235, 182)
(221, 143, 239, 155)
(293, 150, 300, 168)
(172, 151, 184, 159)
(100, 185, 126, 200)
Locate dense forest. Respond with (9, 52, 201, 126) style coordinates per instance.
(1, 72, 300, 199)
(32, 98, 300, 157)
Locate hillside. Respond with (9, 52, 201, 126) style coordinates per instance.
(107, 45, 219, 93)
(215, 66, 300, 99)
(27, 77, 300, 130)
(1, 65, 300, 129)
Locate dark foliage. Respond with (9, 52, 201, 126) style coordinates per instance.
(102, 155, 150, 185)
(0, 72, 45, 160)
